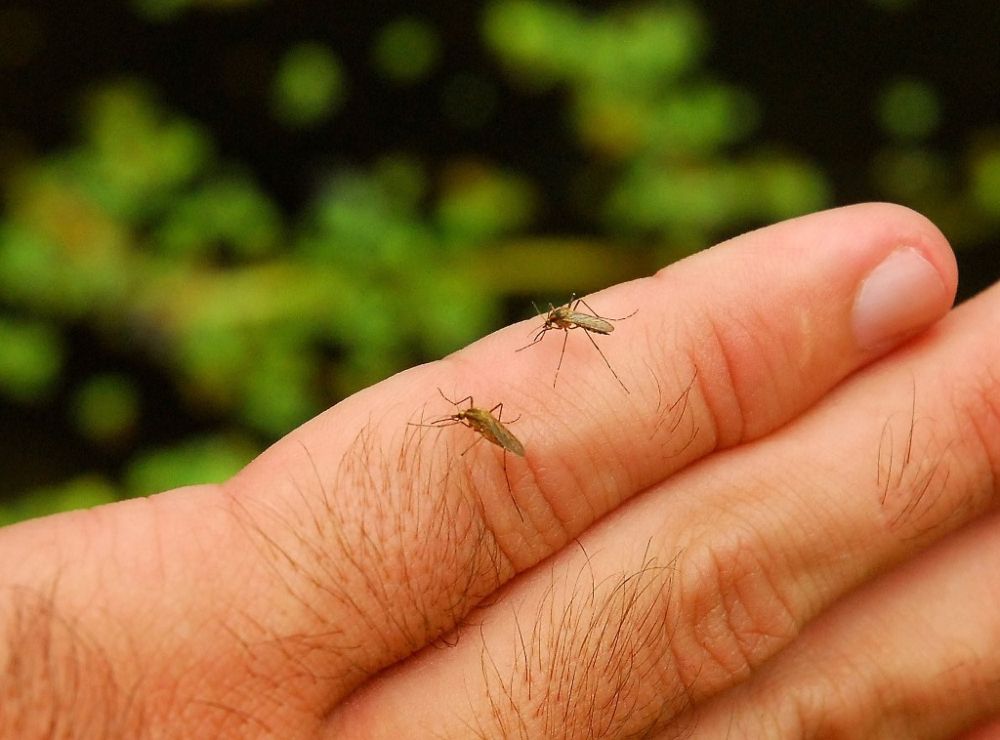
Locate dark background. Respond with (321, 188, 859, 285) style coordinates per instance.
(1, 0, 998, 520)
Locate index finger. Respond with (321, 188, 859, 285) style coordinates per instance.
(221, 203, 955, 709)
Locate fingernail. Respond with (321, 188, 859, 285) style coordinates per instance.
(852, 247, 948, 351)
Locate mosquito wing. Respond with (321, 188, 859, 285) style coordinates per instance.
(465, 409, 526, 457)
(565, 312, 615, 334)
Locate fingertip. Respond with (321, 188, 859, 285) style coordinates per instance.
(851, 246, 950, 352)
(857, 202, 958, 297)
(845, 203, 957, 352)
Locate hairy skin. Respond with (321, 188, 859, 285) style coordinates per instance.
(473, 544, 682, 740)
(876, 382, 957, 533)
(230, 428, 486, 667)
(221, 413, 519, 716)
(438, 525, 805, 738)
(0, 585, 131, 737)
(0, 378, 702, 739)
(387, 380, 982, 739)
(0, 417, 508, 737)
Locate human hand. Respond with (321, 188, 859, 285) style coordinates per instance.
(3, 203, 998, 738)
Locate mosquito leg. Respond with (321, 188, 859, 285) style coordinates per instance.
(488, 402, 522, 426)
(576, 297, 600, 316)
(438, 388, 474, 409)
(456, 433, 523, 519)
(459, 434, 486, 457)
(553, 329, 570, 388)
(577, 297, 638, 322)
(584, 329, 629, 393)
(408, 420, 445, 428)
(502, 451, 524, 521)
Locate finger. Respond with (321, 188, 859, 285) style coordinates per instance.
(220, 203, 956, 704)
(328, 268, 1000, 737)
(683, 510, 1000, 739)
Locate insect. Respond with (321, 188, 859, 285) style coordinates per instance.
(517, 294, 637, 392)
(409, 389, 526, 513)
(417, 390, 525, 457)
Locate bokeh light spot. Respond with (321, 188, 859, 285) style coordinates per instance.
(72, 374, 141, 445)
(971, 144, 1000, 217)
(877, 77, 941, 141)
(0, 317, 63, 402)
(271, 43, 345, 128)
(372, 16, 441, 83)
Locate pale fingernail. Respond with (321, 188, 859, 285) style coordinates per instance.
(852, 247, 949, 351)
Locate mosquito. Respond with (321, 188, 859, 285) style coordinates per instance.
(409, 389, 526, 512)
(517, 294, 637, 392)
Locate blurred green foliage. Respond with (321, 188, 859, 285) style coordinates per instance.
(877, 78, 941, 142)
(971, 142, 1000, 219)
(483, 0, 829, 251)
(0, 316, 63, 401)
(0, 475, 118, 527)
(373, 16, 442, 83)
(123, 434, 258, 496)
(1, 0, 998, 524)
(271, 43, 346, 128)
(72, 373, 140, 444)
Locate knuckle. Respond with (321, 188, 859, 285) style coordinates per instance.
(682, 304, 790, 450)
(668, 525, 801, 697)
(953, 360, 1000, 512)
(775, 664, 872, 740)
(877, 352, 1000, 536)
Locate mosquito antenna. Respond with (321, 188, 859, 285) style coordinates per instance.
(516, 327, 550, 352)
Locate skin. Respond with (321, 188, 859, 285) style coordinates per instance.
(2, 203, 1000, 738)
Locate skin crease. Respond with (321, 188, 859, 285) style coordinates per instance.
(4, 203, 1000, 738)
